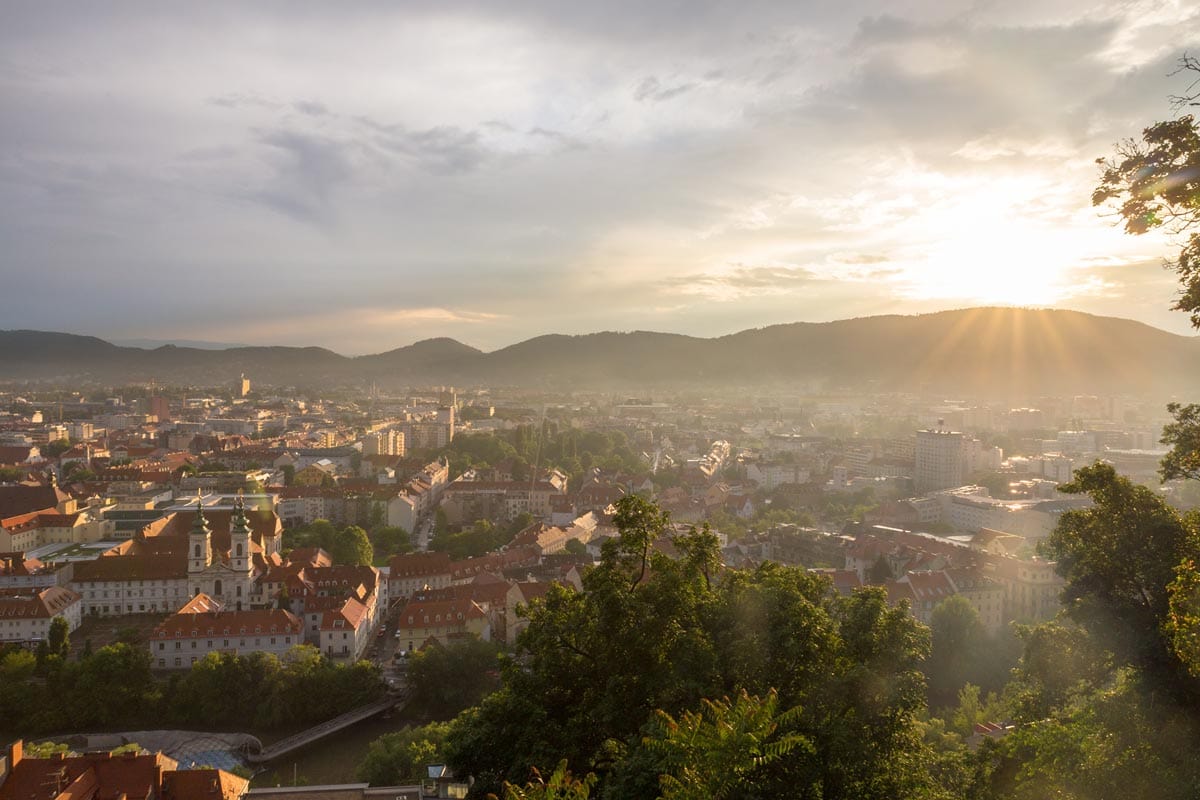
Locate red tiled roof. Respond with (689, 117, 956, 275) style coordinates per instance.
(389, 551, 452, 578)
(319, 596, 368, 631)
(0, 587, 80, 619)
(0, 485, 66, 520)
(151, 595, 302, 639)
(73, 550, 189, 582)
(0, 748, 178, 800)
(398, 597, 486, 627)
(162, 768, 249, 800)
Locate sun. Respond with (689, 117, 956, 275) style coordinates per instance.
(888, 177, 1111, 307)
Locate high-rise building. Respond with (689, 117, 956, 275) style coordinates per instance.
(363, 429, 406, 456)
(149, 396, 170, 422)
(915, 424, 965, 493)
(236, 374, 251, 398)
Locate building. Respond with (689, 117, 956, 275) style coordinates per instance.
(148, 593, 303, 669)
(70, 500, 282, 616)
(915, 427, 966, 492)
(0, 484, 114, 553)
(0, 740, 249, 800)
(0, 586, 82, 645)
(0, 555, 61, 590)
(260, 562, 385, 655)
(362, 430, 405, 457)
(388, 552, 454, 602)
(149, 396, 171, 422)
(395, 597, 490, 652)
(318, 596, 372, 660)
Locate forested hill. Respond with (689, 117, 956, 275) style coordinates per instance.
(2, 307, 1197, 395)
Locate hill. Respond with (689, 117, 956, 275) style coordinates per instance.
(1, 308, 1197, 396)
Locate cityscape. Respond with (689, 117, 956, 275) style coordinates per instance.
(3, 3, 1200, 800)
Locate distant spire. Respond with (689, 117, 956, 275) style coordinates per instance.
(231, 490, 251, 537)
(190, 490, 210, 536)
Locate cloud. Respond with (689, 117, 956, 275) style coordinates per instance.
(293, 100, 330, 117)
(0, 2, 1198, 350)
(250, 129, 355, 223)
(633, 76, 697, 103)
(661, 265, 823, 301)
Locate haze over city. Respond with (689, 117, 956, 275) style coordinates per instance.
(3, 2, 1199, 351)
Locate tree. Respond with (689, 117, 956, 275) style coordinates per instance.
(1094, 57, 1200, 494)
(304, 519, 337, 551)
(926, 595, 986, 709)
(372, 526, 412, 559)
(368, 502, 387, 532)
(332, 525, 373, 566)
(495, 761, 597, 800)
(867, 554, 892, 585)
(406, 639, 503, 719)
(48, 616, 70, 660)
(43, 438, 72, 458)
(1093, 55, 1200, 327)
(443, 497, 940, 799)
(640, 690, 808, 800)
(1041, 463, 1200, 685)
(357, 722, 450, 785)
(1160, 402, 1200, 482)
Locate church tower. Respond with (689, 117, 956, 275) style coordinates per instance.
(188, 498, 212, 575)
(230, 494, 253, 576)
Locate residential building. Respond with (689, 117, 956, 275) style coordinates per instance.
(395, 597, 490, 652)
(0, 740, 248, 800)
(388, 552, 453, 602)
(148, 593, 303, 669)
(0, 586, 82, 645)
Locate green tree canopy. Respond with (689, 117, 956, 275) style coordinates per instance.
(407, 639, 503, 719)
(332, 525, 374, 566)
(442, 495, 938, 799)
(1041, 463, 1200, 685)
(357, 722, 450, 785)
(1092, 55, 1200, 327)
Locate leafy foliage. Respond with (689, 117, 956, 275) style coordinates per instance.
(1160, 402, 1200, 482)
(0, 643, 384, 734)
(357, 722, 450, 785)
(494, 761, 597, 800)
(331, 524, 374, 566)
(1093, 92, 1200, 327)
(407, 639, 503, 719)
(641, 690, 809, 800)
(442, 495, 939, 799)
(1040, 463, 1200, 686)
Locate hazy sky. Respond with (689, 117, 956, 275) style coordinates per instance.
(2, 2, 1199, 353)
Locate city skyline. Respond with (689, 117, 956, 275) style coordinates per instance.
(2, 2, 1199, 352)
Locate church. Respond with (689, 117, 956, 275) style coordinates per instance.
(71, 496, 283, 616)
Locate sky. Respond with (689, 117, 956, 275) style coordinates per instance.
(2, 1, 1199, 354)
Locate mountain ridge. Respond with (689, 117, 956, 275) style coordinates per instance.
(2, 308, 1197, 396)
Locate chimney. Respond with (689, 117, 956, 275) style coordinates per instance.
(8, 739, 22, 768)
